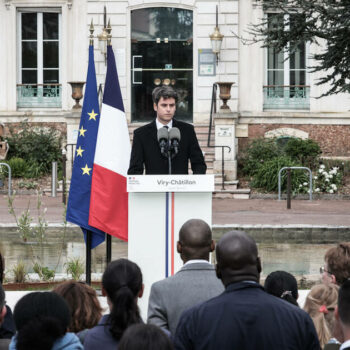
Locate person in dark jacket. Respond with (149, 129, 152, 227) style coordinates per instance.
(174, 230, 320, 350)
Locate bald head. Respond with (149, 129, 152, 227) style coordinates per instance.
(177, 219, 214, 263)
(216, 231, 261, 286)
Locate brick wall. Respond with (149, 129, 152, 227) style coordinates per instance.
(238, 124, 350, 157)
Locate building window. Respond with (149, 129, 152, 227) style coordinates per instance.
(17, 10, 61, 108)
(263, 13, 309, 110)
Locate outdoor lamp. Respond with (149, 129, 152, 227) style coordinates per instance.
(209, 5, 224, 65)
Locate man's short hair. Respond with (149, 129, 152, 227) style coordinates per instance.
(152, 86, 178, 105)
(338, 279, 350, 325)
(325, 243, 350, 285)
(0, 283, 5, 309)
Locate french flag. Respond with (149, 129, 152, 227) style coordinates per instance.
(88, 45, 130, 241)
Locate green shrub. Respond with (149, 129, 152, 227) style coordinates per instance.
(4, 157, 28, 178)
(251, 156, 307, 192)
(6, 121, 63, 176)
(241, 138, 281, 176)
(284, 138, 321, 169)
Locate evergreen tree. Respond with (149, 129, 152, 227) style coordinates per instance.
(250, 1, 350, 97)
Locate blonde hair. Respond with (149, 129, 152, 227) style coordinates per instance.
(303, 284, 339, 348)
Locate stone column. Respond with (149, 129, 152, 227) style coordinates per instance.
(65, 111, 81, 179)
(213, 111, 238, 181)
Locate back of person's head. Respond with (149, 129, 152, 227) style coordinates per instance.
(303, 283, 339, 348)
(215, 230, 261, 286)
(118, 324, 173, 350)
(264, 271, 299, 306)
(102, 259, 143, 341)
(338, 279, 350, 328)
(53, 280, 102, 333)
(325, 243, 350, 285)
(0, 283, 5, 325)
(152, 86, 178, 104)
(177, 219, 214, 262)
(13, 292, 70, 350)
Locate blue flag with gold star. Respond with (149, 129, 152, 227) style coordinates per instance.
(66, 44, 105, 248)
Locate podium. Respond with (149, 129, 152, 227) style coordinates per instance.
(127, 174, 214, 319)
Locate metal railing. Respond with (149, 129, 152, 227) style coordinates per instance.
(278, 166, 313, 204)
(0, 163, 12, 196)
(207, 83, 231, 190)
(263, 85, 310, 110)
(17, 84, 62, 108)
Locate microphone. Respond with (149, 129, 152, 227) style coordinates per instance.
(157, 127, 169, 156)
(169, 127, 181, 155)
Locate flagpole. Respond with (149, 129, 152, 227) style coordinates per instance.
(86, 229, 92, 285)
(106, 234, 112, 264)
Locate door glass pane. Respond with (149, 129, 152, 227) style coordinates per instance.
(131, 8, 192, 41)
(22, 70, 37, 84)
(22, 42, 37, 68)
(43, 13, 58, 39)
(44, 70, 59, 83)
(268, 47, 284, 70)
(268, 70, 284, 86)
(22, 13, 37, 40)
(43, 41, 58, 68)
(131, 8, 193, 122)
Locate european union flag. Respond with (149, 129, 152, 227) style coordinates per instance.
(66, 44, 105, 248)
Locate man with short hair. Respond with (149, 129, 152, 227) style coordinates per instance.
(147, 219, 224, 335)
(128, 86, 206, 175)
(0, 284, 10, 350)
(174, 230, 320, 350)
(321, 243, 350, 285)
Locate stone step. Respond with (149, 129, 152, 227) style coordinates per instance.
(215, 181, 238, 191)
(213, 188, 251, 199)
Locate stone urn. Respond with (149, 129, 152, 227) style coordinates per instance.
(68, 81, 85, 109)
(217, 82, 234, 111)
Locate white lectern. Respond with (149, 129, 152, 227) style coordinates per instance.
(127, 174, 214, 319)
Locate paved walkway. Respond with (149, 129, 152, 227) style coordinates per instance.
(1, 193, 350, 227)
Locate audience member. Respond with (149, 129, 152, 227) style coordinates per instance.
(119, 324, 173, 350)
(0, 252, 15, 339)
(0, 283, 10, 350)
(53, 280, 103, 343)
(147, 219, 224, 335)
(84, 259, 143, 350)
(10, 291, 83, 350)
(322, 243, 350, 285)
(334, 279, 350, 350)
(174, 230, 320, 350)
(264, 270, 299, 306)
(303, 283, 339, 348)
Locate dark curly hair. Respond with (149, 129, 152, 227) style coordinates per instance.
(325, 243, 350, 285)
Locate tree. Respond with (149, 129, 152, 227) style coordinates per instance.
(249, 0, 350, 97)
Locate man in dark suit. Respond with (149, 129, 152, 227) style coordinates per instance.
(147, 219, 224, 335)
(174, 231, 320, 350)
(128, 86, 206, 175)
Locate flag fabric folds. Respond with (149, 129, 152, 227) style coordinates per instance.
(66, 45, 106, 249)
(88, 45, 131, 241)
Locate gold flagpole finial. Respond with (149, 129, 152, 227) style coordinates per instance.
(107, 19, 112, 46)
(89, 19, 94, 46)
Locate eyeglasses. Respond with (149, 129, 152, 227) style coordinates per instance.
(320, 266, 333, 275)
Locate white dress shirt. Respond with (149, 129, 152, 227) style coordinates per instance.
(156, 118, 172, 130)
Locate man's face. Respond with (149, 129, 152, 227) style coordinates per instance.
(154, 97, 176, 125)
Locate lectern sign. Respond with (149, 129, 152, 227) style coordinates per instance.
(127, 174, 214, 192)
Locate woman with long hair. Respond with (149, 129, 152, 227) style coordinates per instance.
(84, 258, 143, 350)
(303, 283, 339, 349)
(264, 271, 299, 306)
(53, 281, 103, 343)
(10, 292, 83, 350)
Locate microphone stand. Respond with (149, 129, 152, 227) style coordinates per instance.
(167, 146, 172, 175)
